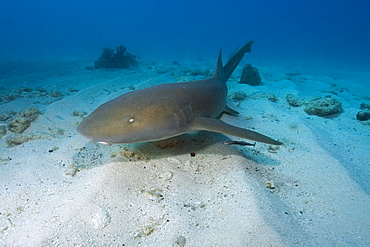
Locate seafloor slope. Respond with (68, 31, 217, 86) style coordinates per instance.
(0, 58, 369, 246)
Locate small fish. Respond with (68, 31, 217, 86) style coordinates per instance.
(223, 140, 256, 146)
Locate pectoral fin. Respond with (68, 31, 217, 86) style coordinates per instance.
(191, 116, 282, 145)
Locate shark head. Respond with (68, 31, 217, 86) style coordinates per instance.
(77, 86, 193, 145)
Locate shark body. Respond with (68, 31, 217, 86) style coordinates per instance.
(77, 41, 282, 146)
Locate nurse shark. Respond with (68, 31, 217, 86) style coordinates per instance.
(77, 41, 282, 146)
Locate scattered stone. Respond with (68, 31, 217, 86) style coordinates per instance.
(127, 85, 135, 90)
(9, 118, 30, 133)
(6, 133, 51, 147)
(164, 157, 182, 164)
(266, 180, 276, 189)
(48, 146, 59, 152)
(268, 145, 280, 153)
(0, 87, 68, 105)
(142, 188, 164, 202)
(156, 66, 169, 74)
(356, 111, 370, 121)
(72, 146, 104, 170)
(22, 87, 33, 92)
(64, 164, 79, 177)
(0, 114, 13, 121)
(175, 235, 186, 247)
(133, 224, 157, 238)
(68, 88, 79, 92)
(142, 225, 156, 236)
(304, 97, 342, 116)
(121, 149, 151, 161)
(229, 91, 247, 101)
(0, 126, 6, 139)
(4, 94, 19, 102)
(189, 68, 210, 76)
(0, 157, 12, 164)
(159, 171, 173, 180)
(184, 201, 206, 210)
(48, 128, 65, 136)
(239, 64, 262, 86)
(251, 93, 277, 102)
(286, 94, 305, 107)
(360, 102, 370, 110)
(8, 107, 41, 133)
(91, 208, 111, 230)
(0, 216, 13, 233)
(266, 93, 277, 102)
(179, 67, 191, 74)
(360, 121, 370, 126)
(36, 88, 47, 92)
(72, 110, 87, 117)
(48, 91, 62, 98)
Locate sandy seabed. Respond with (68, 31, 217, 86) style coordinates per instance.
(0, 57, 369, 246)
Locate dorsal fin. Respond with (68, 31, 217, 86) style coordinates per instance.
(212, 48, 224, 81)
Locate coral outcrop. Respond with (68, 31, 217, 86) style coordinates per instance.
(239, 64, 262, 86)
(86, 45, 138, 70)
(0, 125, 6, 139)
(285, 94, 343, 117)
(356, 111, 370, 121)
(304, 97, 342, 116)
(8, 107, 41, 133)
(286, 94, 305, 107)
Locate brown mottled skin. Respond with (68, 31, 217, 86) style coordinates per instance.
(77, 41, 282, 145)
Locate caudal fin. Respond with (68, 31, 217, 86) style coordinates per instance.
(217, 40, 254, 83)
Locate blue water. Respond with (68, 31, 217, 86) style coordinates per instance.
(1, 0, 369, 68)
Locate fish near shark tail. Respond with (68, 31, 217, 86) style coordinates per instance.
(213, 40, 254, 83)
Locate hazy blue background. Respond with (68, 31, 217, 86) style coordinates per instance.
(0, 0, 369, 68)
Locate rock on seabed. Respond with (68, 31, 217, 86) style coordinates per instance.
(304, 97, 342, 116)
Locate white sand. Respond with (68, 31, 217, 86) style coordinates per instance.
(0, 58, 369, 246)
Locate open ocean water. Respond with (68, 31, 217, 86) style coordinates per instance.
(0, 0, 369, 67)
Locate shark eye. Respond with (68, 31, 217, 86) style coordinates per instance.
(124, 114, 135, 123)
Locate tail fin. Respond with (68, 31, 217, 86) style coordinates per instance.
(213, 40, 254, 83)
